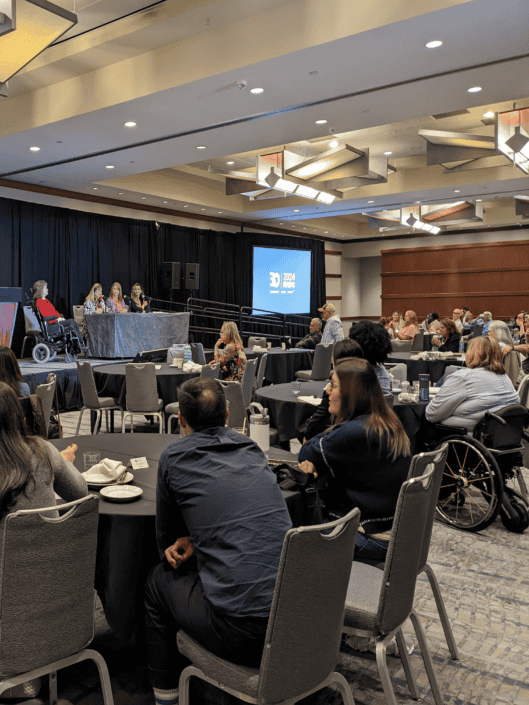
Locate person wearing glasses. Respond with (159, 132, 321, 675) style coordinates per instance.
(452, 308, 464, 334)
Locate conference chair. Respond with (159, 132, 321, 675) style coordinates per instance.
(0, 496, 114, 704)
(248, 336, 267, 348)
(72, 304, 85, 331)
(295, 343, 332, 381)
(177, 507, 360, 705)
(517, 373, 529, 408)
(240, 357, 258, 407)
(390, 339, 412, 353)
(122, 363, 164, 434)
(255, 352, 268, 390)
(35, 372, 56, 438)
(342, 466, 444, 705)
(411, 331, 425, 352)
(165, 364, 221, 433)
(384, 362, 407, 384)
(219, 381, 247, 429)
(190, 342, 207, 365)
(76, 361, 122, 435)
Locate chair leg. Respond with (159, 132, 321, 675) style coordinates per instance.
(331, 671, 356, 705)
(178, 665, 193, 705)
(375, 635, 399, 705)
(395, 628, 419, 700)
(409, 608, 444, 705)
(49, 671, 58, 705)
(94, 409, 102, 434)
(121, 413, 127, 434)
(158, 412, 164, 434)
(75, 407, 85, 436)
(422, 564, 460, 660)
(84, 649, 115, 705)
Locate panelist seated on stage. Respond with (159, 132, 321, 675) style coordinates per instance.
(0, 346, 30, 397)
(295, 317, 322, 349)
(129, 282, 151, 313)
(431, 318, 461, 353)
(83, 282, 108, 315)
(145, 377, 292, 705)
(32, 279, 84, 342)
(106, 282, 128, 313)
(211, 321, 247, 381)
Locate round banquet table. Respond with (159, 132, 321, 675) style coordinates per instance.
(254, 381, 428, 452)
(93, 362, 200, 408)
(50, 434, 301, 644)
(244, 347, 314, 384)
(387, 352, 465, 383)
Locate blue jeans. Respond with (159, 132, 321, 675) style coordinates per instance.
(354, 532, 389, 563)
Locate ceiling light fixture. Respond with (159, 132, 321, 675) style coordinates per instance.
(468, 86, 482, 93)
(196, 145, 207, 150)
(329, 140, 339, 148)
(476, 199, 482, 202)
(106, 165, 114, 169)
(227, 161, 234, 165)
(483, 111, 494, 118)
(0, 0, 77, 83)
(498, 108, 529, 174)
(93, 187, 98, 190)
(118, 192, 124, 195)
(141, 197, 146, 200)
(425, 40, 443, 48)
(368, 200, 374, 204)
(315, 119, 327, 124)
(250, 87, 264, 94)
(454, 189, 460, 193)
(293, 209, 300, 212)
(402, 214, 441, 234)
(29, 146, 40, 151)
(163, 201, 168, 204)
(124, 121, 136, 127)
(384, 151, 392, 155)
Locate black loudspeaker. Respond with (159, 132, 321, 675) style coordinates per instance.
(162, 262, 180, 289)
(185, 263, 200, 289)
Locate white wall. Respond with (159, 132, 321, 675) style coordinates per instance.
(359, 257, 382, 316)
(341, 257, 361, 317)
(324, 241, 342, 314)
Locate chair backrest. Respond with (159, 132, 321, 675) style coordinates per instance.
(517, 374, 529, 408)
(0, 495, 99, 678)
(258, 508, 360, 703)
(375, 465, 437, 635)
(407, 443, 449, 571)
(35, 373, 56, 436)
(77, 360, 100, 408)
(72, 304, 85, 328)
(240, 357, 258, 407)
(248, 336, 266, 348)
(220, 381, 246, 428)
(125, 363, 159, 411)
(190, 342, 206, 365)
(472, 323, 483, 337)
(473, 404, 528, 450)
(444, 365, 460, 379)
(503, 350, 521, 387)
(411, 331, 425, 352)
(383, 392, 394, 408)
(384, 362, 407, 383)
(200, 363, 220, 380)
(391, 339, 412, 352)
(23, 305, 41, 335)
(310, 343, 333, 380)
(256, 352, 268, 389)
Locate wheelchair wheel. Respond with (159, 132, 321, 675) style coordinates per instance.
(435, 436, 504, 532)
(500, 488, 529, 533)
(32, 343, 51, 364)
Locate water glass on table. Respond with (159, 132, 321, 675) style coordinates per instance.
(84, 451, 100, 472)
(291, 380, 301, 397)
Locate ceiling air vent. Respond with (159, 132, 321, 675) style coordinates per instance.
(431, 109, 471, 120)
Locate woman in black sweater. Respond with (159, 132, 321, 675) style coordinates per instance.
(432, 318, 461, 353)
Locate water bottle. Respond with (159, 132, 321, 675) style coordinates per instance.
(419, 374, 430, 402)
(459, 339, 464, 354)
(184, 344, 192, 363)
(248, 403, 270, 453)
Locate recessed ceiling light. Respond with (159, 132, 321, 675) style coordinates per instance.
(227, 161, 234, 165)
(183, 204, 189, 208)
(118, 192, 124, 195)
(218, 211, 223, 214)
(384, 151, 392, 156)
(106, 165, 114, 169)
(196, 145, 207, 149)
(324, 231, 328, 234)
(201, 208, 206, 211)
(454, 189, 460, 193)
(468, 86, 482, 93)
(163, 201, 168, 204)
(250, 87, 264, 94)
(30, 146, 40, 151)
(416, 200, 421, 203)
(425, 40, 443, 48)
(279, 222, 283, 225)
(294, 209, 300, 212)
(476, 199, 482, 202)
(483, 111, 494, 118)
(315, 119, 327, 124)
(368, 200, 374, 204)
(141, 197, 146, 200)
(124, 121, 136, 127)
(329, 140, 339, 148)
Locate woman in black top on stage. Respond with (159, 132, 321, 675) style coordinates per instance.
(129, 283, 151, 313)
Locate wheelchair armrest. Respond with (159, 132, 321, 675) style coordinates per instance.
(433, 423, 468, 437)
(483, 411, 508, 426)
(42, 314, 60, 322)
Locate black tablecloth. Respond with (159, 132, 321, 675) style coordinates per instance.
(388, 352, 465, 383)
(50, 435, 300, 644)
(255, 381, 427, 451)
(86, 312, 190, 358)
(93, 362, 199, 407)
(244, 348, 313, 384)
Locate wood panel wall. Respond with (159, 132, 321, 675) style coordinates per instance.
(381, 239, 529, 321)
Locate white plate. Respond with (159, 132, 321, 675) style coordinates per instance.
(83, 471, 134, 487)
(100, 485, 143, 502)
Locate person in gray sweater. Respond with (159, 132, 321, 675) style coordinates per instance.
(0, 382, 87, 524)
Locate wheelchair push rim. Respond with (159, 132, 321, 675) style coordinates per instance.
(436, 436, 504, 532)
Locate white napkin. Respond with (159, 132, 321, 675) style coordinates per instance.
(83, 458, 127, 481)
(298, 395, 322, 406)
(252, 346, 267, 352)
(182, 360, 203, 372)
(398, 392, 420, 404)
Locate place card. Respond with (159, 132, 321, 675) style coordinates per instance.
(130, 457, 149, 470)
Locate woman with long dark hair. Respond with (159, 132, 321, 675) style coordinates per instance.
(0, 382, 87, 523)
(298, 357, 411, 562)
(0, 346, 30, 397)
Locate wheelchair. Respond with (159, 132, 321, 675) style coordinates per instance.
(22, 300, 87, 364)
(431, 405, 529, 533)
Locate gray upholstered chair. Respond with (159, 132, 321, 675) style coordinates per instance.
(190, 342, 207, 365)
(384, 362, 407, 384)
(123, 363, 164, 433)
(200, 363, 221, 380)
(240, 357, 258, 407)
(76, 361, 122, 434)
(517, 373, 529, 407)
(165, 364, 221, 433)
(0, 496, 114, 704)
(36, 372, 56, 437)
(72, 304, 85, 331)
(177, 507, 361, 705)
(220, 381, 247, 429)
(295, 342, 333, 381)
(343, 466, 444, 705)
(411, 331, 425, 352)
(248, 336, 267, 348)
(406, 444, 459, 660)
(255, 352, 268, 391)
(390, 338, 412, 352)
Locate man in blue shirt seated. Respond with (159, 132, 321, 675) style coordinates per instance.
(144, 377, 292, 705)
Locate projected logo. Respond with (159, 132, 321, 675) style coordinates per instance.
(269, 272, 295, 294)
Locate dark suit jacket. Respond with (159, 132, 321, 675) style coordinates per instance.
(438, 333, 461, 353)
(295, 330, 322, 349)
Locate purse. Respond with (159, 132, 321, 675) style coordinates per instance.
(271, 462, 327, 526)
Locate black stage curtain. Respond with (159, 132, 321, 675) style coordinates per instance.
(1, 196, 325, 351)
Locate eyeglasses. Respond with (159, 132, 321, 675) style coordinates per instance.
(328, 381, 340, 390)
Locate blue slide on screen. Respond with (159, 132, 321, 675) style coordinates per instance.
(252, 247, 311, 314)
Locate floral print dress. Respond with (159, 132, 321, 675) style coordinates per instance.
(214, 342, 247, 381)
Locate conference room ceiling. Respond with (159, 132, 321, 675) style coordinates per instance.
(0, 0, 528, 241)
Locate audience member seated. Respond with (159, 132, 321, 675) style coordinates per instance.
(394, 309, 419, 342)
(513, 311, 528, 341)
(488, 320, 529, 356)
(295, 317, 322, 349)
(349, 320, 392, 393)
(426, 311, 442, 332)
(451, 307, 464, 334)
(431, 318, 461, 353)
(378, 316, 390, 326)
(318, 302, 344, 345)
(211, 320, 247, 381)
(129, 282, 151, 313)
(0, 382, 87, 526)
(472, 311, 492, 335)
(461, 305, 474, 325)
(32, 279, 85, 344)
(386, 310, 404, 338)
(298, 339, 364, 443)
(298, 358, 411, 563)
(0, 346, 30, 397)
(83, 282, 108, 316)
(425, 337, 519, 432)
(106, 282, 128, 313)
(144, 378, 292, 705)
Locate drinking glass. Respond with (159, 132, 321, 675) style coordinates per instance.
(84, 451, 100, 472)
(291, 380, 301, 397)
